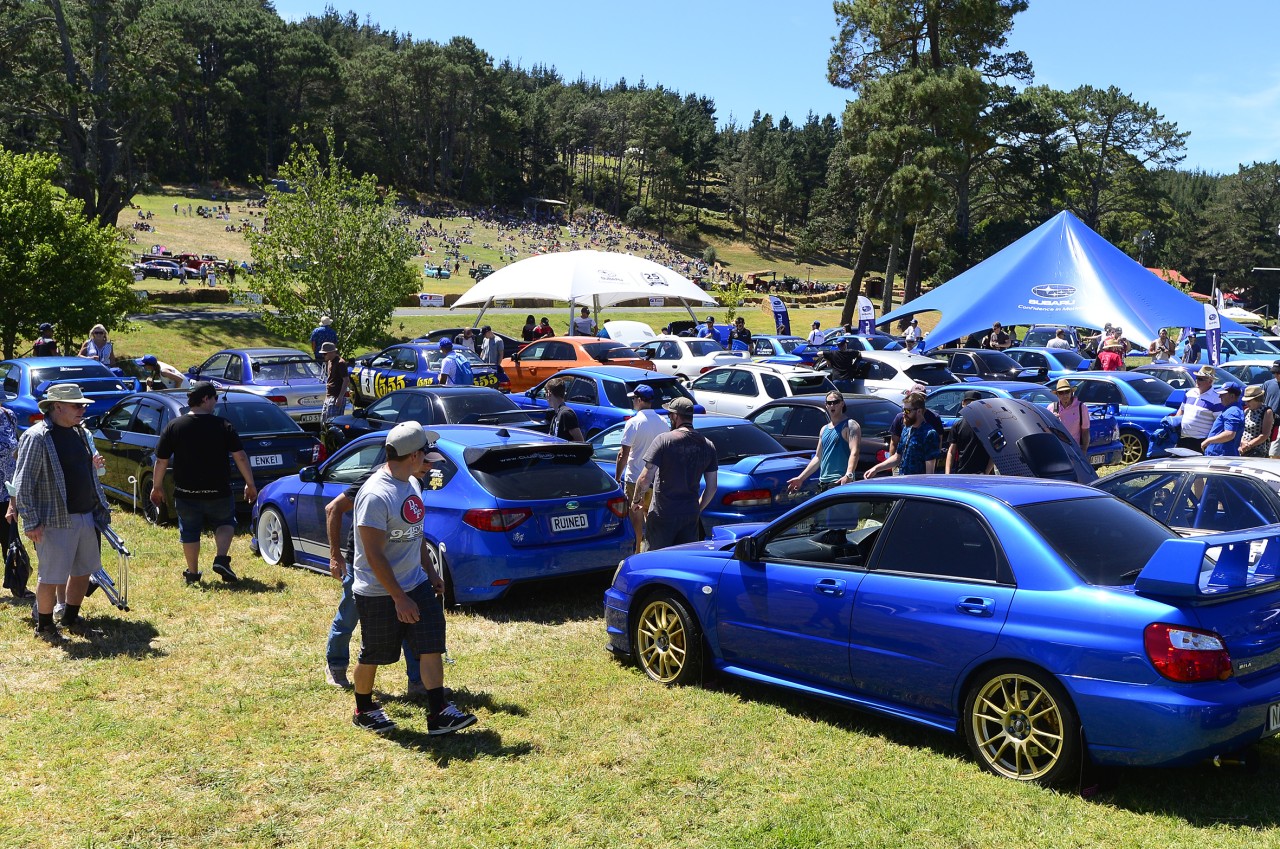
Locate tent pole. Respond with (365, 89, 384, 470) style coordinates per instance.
(473, 297, 493, 329)
(593, 295, 602, 337)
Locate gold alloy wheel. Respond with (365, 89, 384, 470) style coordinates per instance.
(635, 599, 689, 684)
(969, 673, 1067, 781)
(1119, 431, 1145, 465)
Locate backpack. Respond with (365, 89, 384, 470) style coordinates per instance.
(447, 352, 474, 386)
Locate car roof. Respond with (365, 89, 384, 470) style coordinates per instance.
(4, 356, 108, 368)
(753, 393, 896, 409)
(1068, 371, 1161, 383)
(1103, 456, 1280, 481)
(858, 350, 947, 366)
(707, 361, 824, 376)
(931, 381, 1043, 394)
(551, 365, 672, 381)
(848, 474, 1107, 507)
(429, 424, 565, 449)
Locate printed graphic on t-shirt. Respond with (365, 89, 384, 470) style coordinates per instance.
(401, 494, 425, 524)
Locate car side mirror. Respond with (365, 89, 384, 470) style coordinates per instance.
(83, 414, 101, 429)
(187, 366, 199, 377)
(353, 408, 368, 419)
(512, 352, 521, 364)
(734, 537, 759, 562)
(299, 465, 319, 483)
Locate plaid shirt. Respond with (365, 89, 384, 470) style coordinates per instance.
(898, 422, 941, 475)
(13, 420, 111, 531)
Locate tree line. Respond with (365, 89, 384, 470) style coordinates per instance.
(1, 0, 1278, 327)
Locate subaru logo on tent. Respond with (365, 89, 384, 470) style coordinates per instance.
(1030, 284, 1076, 300)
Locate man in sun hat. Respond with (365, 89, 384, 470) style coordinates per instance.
(1173, 365, 1223, 452)
(615, 384, 668, 552)
(318, 342, 349, 425)
(14, 384, 112, 642)
(349, 421, 475, 736)
(630, 396, 717, 550)
(1202, 383, 1245, 457)
(1049, 379, 1090, 452)
(310, 316, 337, 359)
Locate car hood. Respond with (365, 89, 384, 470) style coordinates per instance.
(961, 397, 1097, 483)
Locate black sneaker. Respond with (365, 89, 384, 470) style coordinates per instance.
(212, 557, 239, 583)
(427, 703, 477, 736)
(34, 625, 66, 645)
(352, 706, 396, 734)
(183, 570, 202, 585)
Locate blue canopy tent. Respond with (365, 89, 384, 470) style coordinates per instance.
(880, 211, 1243, 349)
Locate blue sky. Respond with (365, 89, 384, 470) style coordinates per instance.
(274, 1, 1280, 174)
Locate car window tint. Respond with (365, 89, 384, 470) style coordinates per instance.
(437, 393, 521, 423)
(761, 498, 896, 566)
(951, 356, 977, 374)
(1009, 387, 1057, 405)
(724, 370, 757, 396)
(367, 394, 407, 421)
(133, 403, 164, 436)
(1093, 471, 1183, 526)
(904, 363, 955, 386)
(762, 374, 786, 399)
(687, 340, 722, 356)
(1016, 497, 1176, 586)
(750, 406, 791, 436)
(470, 450, 616, 500)
(660, 341, 682, 359)
(751, 339, 772, 356)
(590, 426, 624, 463)
(253, 355, 322, 381)
(224, 354, 243, 381)
(1014, 352, 1046, 368)
(396, 393, 432, 423)
(325, 442, 386, 484)
(0, 364, 15, 397)
(1073, 380, 1121, 405)
(103, 401, 138, 431)
(874, 500, 1002, 583)
(1053, 351, 1084, 369)
(546, 342, 575, 361)
(788, 375, 836, 395)
(199, 353, 233, 378)
(391, 348, 418, 371)
(220, 400, 298, 434)
(420, 456, 459, 492)
(864, 360, 895, 380)
(846, 400, 901, 435)
(1182, 474, 1280, 532)
(1126, 378, 1173, 405)
(645, 380, 691, 406)
(691, 370, 730, 392)
(926, 390, 964, 417)
(567, 377, 598, 405)
(702, 423, 787, 462)
(788, 406, 830, 437)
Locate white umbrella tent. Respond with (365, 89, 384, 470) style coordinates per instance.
(451, 250, 718, 331)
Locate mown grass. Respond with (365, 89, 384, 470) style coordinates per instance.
(5, 508, 1280, 848)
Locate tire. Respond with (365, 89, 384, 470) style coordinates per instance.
(1119, 430, 1147, 465)
(632, 593, 703, 685)
(140, 475, 167, 525)
(425, 540, 455, 607)
(962, 663, 1081, 786)
(256, 505, 294, 567)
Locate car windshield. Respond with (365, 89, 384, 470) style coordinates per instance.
(1127, 377, 1175, 405)
(1009, 387, 1058, 405)
(437, 393, 523, 421)
(786, 374, 837, 395)
(1049, 350, 1085, 369)
(216, 400, 300, 434)
(1016, 497, 1177, 586)
(701, 423, 788, 463)
(31, 364, 114, 384)
(469, 448, 617, 500)
(904, 363, 956, 386)
(1023, 330, 1059, 347)
(583, 342, 636, 361)
(686, 340, 724, 356)
(974, 351, 1022, 370)
(251, 355, 322, 381)
(846, 400, 901, 436)
(1229, 336, 1280, 355)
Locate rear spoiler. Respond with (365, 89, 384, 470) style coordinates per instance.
(728, 451, 813, 476)
(463, 442, 593, 472)
(1134, 524, 1280, 600)
(35, 377, 136, 395)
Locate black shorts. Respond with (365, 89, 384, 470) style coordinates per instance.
(354, 582, 446, 665)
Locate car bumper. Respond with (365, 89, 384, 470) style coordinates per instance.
(604, 585, 633, 655)
(447, 533, 634, 603)
(1086, 440, 1123, 467)
(1064, 672, 1280, 767)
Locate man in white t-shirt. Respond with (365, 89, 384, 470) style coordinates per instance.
(1174, 366, 1223, 452)
(571, 306, 596, 336)
(807, 321, 825, 346)
(1046, 329, 1073, 350)
(615, 384, 670, 552)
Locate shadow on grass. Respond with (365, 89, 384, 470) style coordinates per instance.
(381, 688, 528, 719)
(386, 726, 534, 763)
(62, 616, 165, 660)
(466, 572, 611, 626)
(203, 575, 288, 594)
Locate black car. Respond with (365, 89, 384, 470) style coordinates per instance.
(930, 348, 1048, 383)
(133, 259, 182, 280)
(323, 386, 546, 453)
(413, 327, 522, 359)
(86, 389, 323, 524)
(745, 393, 903, 475)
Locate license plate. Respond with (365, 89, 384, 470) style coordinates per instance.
(551, 513, 588, 533)
(1269, 702, 1280, 734)
(251, 454, 282, 468)
(1090, 454, 1105, 466)
(299, 413, 321, 423)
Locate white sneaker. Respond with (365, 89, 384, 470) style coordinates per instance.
(324, 664, 351, 688)
(53, 602, 66, 624)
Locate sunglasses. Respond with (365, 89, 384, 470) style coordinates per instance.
(825, 399, 843, 406)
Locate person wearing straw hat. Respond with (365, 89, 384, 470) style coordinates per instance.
(318, 342, 349, 425)
(1173, 366, 1223, 452)
(13, 384, 112, 642)
(1049, 379, 1090, 453)
(1202, 383, 1245, 457)
(1240, 384, 1274, 458)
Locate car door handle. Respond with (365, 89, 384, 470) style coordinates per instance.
(814, 578, 846, 597)
(956, 596, 995, 616)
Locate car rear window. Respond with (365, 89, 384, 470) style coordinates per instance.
(466, 445, 617, 500)
(975, 351, 1022, 370)
(1126, 377, 1175, 405)
(846, 400, 901, 435)
(583, 342, 634, 361)
(32, 364, 114, 383)
(217, 400, 300, 434)
(1009, 387, 1057, 405)
(904, 363, 956, 386)
(1016, 497, 1177, 586)
(787, 374, 837, 395)
(250, 355, 322, 381)
(686, 340, 723, 356)
(1051, 350, 1085, 369)
(702, 424, 787, 463)
(437, 392, 523, 421)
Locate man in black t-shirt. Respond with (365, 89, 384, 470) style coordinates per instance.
(546, 378, 583, 441)
(151, 382, 258, 584)
(945, 391, 994, 475)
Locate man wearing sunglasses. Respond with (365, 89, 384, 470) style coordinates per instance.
(1173, 366, 1223, 452)
(865, 395, 940, 477)
(787, 392, 861, 493)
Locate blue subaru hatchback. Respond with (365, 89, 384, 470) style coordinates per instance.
(511, 366, 692, 437)
(0, 357, 136, 431)
(251, 425, 632, 603)
(607, 476, 1280, 783)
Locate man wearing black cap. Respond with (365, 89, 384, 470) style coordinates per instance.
(1262, 360, 1280, 457)
(615, 384, 668, 552)
(946, 391, 994, 475)
(151, 382, 257, 584)
(630, 397, 717, 550)
(32, 323, 58, 357)
(696, 316, 717, 339)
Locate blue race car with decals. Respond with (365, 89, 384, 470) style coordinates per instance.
(350, 342, 500, 406)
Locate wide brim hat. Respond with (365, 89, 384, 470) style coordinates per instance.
(1195, 365, 1216, 379)
(1054, 378, 1073, 392)
(38, 384, 93, 412)
(1244, 384, 1265, 401)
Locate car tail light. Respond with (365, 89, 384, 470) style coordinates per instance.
(700, 366, 714, 374)
(607, 497, 627, 518)
(723, 488, 772, 508)
(876, 449, 888, 463)
(1144, 623, 1233, 682)
(462, 507, 532, 532)
(266, 395, 287, 405)
(309, 443, 327, 464)
(28, 413, 44, 425)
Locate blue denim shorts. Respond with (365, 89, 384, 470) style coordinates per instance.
(174, 496, 236, 543)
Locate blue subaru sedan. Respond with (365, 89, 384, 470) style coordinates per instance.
(588, 414, 817, 531)
(251, 425, 632, 604)
(511, 366, 692, 438)
(0, 357, 136, 431)
(606, 476, 1280, 783)
(349, 342, 500, 406)
(1056, 372, 1184, 465)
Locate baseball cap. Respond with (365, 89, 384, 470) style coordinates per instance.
(664, 397, 695, 416)
(812, 320, 821, 327)
(38, 322, 52, 333)
(318, 342, 337, 354)
(629, 384, 655, 400)
(187, 381, 217, 405)
(385, 421, 445, 462)
(705, 315, 715, 322)
(438, 338, 453, 350)
(481, 325, 492, 333)
(1221, 381, 1244, 396)
(963, 390, 984, 402)
(1270, 360, 1280, 372)
(140, 355, 159, 367)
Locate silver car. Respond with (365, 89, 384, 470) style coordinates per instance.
(187, 347, 343, 427)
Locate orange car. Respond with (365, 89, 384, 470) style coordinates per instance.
(501, 336, 655, 392)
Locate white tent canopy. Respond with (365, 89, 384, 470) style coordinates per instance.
(452, 250, 717, 312)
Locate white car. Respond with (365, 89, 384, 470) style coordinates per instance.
(1219, 357, 1279, 387)
(857, 350, 960, 401)
(687, 362, 836, 417)
(634, 336, 750, 380)
(601, 320, 658, 347)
